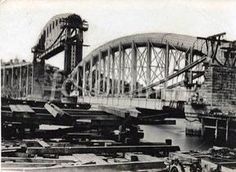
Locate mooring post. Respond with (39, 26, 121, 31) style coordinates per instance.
(215, 119, 218, 140)
(226, 118, 229, 142)
(201, 118, 205, 137)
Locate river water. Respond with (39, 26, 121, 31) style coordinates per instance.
(41, 118, 214, 151)
(140, 119, 213, 151)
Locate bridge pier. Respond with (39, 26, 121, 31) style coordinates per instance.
(64, 27, 72, 75)
(185, 65, 236, 142)
(32, 58, 45, 99)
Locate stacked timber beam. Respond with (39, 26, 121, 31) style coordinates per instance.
(1, 97, 181, 171)
(1, 137, 179, 171)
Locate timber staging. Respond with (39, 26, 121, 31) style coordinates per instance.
(2, 98, 236, 172)
(2, 99, 236, 172)
(1, 97, 179, 171)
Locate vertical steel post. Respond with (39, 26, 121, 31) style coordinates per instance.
(189, 47, 193, 84)
(32, 58, 45, 98)
(201, 118, 205, 137)
(26, 64, 29, 96)
(89, 58, 93, 94)
(121, 48, 125, 96)
(3, 67, 5, 90)
(75, 30, 83, 69)
(215, 119, 218, 140)
(76, 66, 80, 96)
(95, 61, 98, 95)
(131, 41, 137, 97)
(64, 28, 72, 75)
(98, 52, 102, 95)
(31, 63, 34, 95)
(11, 66, 14, 88)
(111, 52, 115, 96)
(102, 56, 106, 94)
(226, 119, 229, 142)
(107, 48, 111, 95)
(185, 50, 189, 84)
(164, 42, 169, 88)
(82, 62, 86, 96)
(146, 41, 151, 98)
(118, 44, 122, 96)
(19, 66, 22, 96)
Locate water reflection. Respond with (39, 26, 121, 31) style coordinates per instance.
(140, 119, 213, 151)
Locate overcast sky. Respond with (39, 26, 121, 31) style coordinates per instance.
(0, 0, 236, 69)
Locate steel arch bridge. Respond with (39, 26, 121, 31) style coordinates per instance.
(1, 13, 236, 112)
(63, 33, 216, 109)
(31, 13, 88, 98)
(63, 32, 235, 110)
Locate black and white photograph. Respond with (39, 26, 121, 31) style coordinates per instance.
(0, 0, 236, 171)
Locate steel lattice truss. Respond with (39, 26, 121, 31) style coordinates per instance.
(60, 33, 236, 99)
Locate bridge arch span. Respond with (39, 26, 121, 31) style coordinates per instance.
(83, 33, 205, 63)
(32, 13, 88, 61)
(31, 13, 88, 98)
(66, 32, 207, 102)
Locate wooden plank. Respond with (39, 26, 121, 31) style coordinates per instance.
(44, 103, 72, 119)
(73, 154, 108, 165)
(9, 104, 34, 113)
(76, 119, 92, 123)
(65, 133, 102, 140)
(125, 153, 162, 162)
(1, 157, 76, 164)
(2, 160, 166, 172)
(114, 158, 129, 163)
(58, 155, 78, 162)
(1, 162, 56, 168)
(99, 105, 140, 118)
(37, 140, 50, 148)
(44, 103, 59, 118)
(90, 140, 116, 144)
(139, 120, 176, 125)
(2, 146, 22, 153)
(23, 139, 50, 148)
(2, 111, 121, 126)
(27, 145, 180, 155)
(99, 106, 128, 118)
